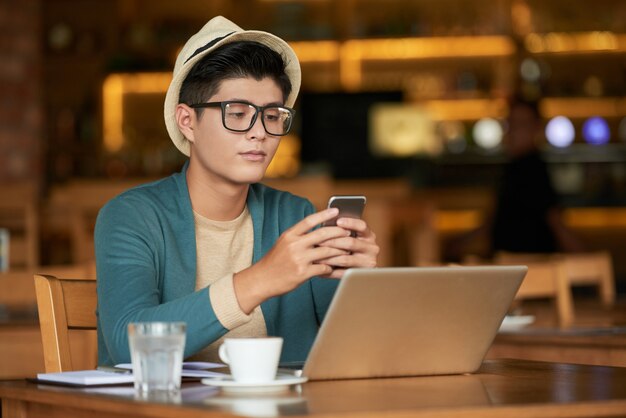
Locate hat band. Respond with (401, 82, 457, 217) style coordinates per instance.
(184, 31, 236, 64)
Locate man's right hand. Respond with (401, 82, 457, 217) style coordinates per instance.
(233, 207, 351, 314)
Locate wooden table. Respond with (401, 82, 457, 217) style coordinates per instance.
(2, 359, 626, 417)
(488, 326, 626, 367)
(487, 298, 626, 367)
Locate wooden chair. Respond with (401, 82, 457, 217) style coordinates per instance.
(562, 251, 615, 307)
(34, 274, 98, 372)
(0, 181, 39, 270)
(47, 179, 151, 264)
(366, 198, 437, 267)
(495, 253, 574, 327)
(495, 251, 616, 307)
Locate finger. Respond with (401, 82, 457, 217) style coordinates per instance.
(336, 218, 374, 238)
(307, 263, 334, 278)
(336, 217, 366, 232)
(321, 268, 346, 279)
(318, 254, 352, 268)
(308, 246, 350, 264)
(289, 208, 339, 236)
(320, 253, 377, 269)
(317, 236, 374, 254)
(297, 225, 351, 249)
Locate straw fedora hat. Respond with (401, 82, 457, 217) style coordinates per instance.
(164, 16, 301, 156)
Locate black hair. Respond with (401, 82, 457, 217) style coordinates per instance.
(179, 40, 292, 113)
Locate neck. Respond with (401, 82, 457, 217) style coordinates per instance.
(186, 162, 249, 221)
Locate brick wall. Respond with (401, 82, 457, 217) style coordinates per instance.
(0, 0, 42, 183)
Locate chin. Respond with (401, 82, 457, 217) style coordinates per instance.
(233, 170, 267, 185)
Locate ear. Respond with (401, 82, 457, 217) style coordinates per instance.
(175, 104, 196, 143)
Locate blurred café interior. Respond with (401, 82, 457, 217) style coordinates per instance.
(2, 0, 626, 381)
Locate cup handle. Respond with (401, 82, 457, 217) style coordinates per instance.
(218, 344, 230, 365)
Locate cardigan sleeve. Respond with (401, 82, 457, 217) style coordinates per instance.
(300, 200, 340, 324)
(95, 195, 228, 365)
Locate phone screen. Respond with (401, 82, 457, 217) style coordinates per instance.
(323, 195, 366, 228)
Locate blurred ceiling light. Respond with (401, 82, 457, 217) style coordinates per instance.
(564, 208, 626, 228)
(582, 116, 610, 145)
(520, 57, 541, 82)
(472, 118, 503, 150)
(369, 104, 440, 157)
(423, 99, 508, 121)
(290, 41, 340, 63)
(541, 98, 626, 118)
(337, 36, 515, 89)
(545, 116, 575, 148)
(102, 72, 172, 152)
(525, 31, 624, 54)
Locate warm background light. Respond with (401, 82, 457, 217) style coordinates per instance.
(103, 73, 172, 152)
(369, 104, 439, 157)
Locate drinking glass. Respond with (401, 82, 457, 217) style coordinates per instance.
(128, 322, 186, 394)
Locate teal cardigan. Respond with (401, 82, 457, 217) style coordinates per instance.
(95, 164, 338, 366)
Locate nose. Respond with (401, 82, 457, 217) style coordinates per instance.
(245, 111, 267, 141)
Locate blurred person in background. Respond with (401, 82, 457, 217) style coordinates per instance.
(448, 96, 583, 261)
(490, 96, 584, 254)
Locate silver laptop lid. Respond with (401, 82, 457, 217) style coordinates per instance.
(303, 266, 526, 380)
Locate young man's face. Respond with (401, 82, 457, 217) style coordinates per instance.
(187, 76, 284, 186)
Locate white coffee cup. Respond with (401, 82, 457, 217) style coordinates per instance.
(218, 337, 283, 383)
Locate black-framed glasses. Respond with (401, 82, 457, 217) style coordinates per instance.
(189, 101, 295, 136)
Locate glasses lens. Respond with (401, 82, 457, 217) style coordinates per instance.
(263, 107, 293, 136)
(223, 102, 257, 131)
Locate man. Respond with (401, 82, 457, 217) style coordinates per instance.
(491, 97, 582, 253)
(95, 16, 379, 366)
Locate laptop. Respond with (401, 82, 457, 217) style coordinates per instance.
(285, 265, 526, 380)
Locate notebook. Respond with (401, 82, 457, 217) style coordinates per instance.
(293, 265, 527, 380)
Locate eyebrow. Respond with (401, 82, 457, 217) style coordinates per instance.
(228, 98, 285, 107)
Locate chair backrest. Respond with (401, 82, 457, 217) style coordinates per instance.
(494, 250, 616, 307)
(34, 274, 97, 372)
(495, 253, 574, 327)
(48, 178, 151, 264)
(0, 182, 39, 270)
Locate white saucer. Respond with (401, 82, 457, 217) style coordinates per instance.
(201, 374, 308, 393)
(499, 315, 535, 332)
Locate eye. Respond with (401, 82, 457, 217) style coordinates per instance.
(225, 103, 254, 119)
(226, 111, 247, 119)
(264, 108, 288, 122)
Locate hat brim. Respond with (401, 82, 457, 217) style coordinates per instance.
(164, 30, 301, 157)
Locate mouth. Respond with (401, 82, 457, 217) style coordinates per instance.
(239, 150, 267, 162)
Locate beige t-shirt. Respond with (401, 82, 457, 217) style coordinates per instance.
(189, 206, 267, 362)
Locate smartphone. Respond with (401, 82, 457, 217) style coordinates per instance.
(323, 195, 367, 229)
